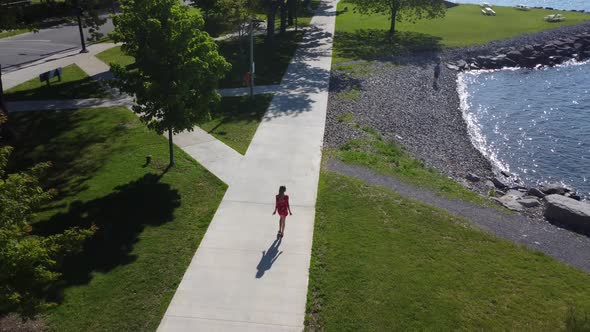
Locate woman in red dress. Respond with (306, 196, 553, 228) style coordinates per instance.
(273, 185, 292, 238)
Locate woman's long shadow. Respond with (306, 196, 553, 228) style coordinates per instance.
(255, 238, 283, 279)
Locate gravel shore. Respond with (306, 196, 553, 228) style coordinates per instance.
(325, 22, 590, 197)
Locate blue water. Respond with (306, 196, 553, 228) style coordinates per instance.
(458, 62, 590, 197)
(453, 0, 589, 11)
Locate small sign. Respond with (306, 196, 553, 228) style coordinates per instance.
(39, 68, 63, 86)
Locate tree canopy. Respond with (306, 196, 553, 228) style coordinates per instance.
(348, 0, 446, 34)
(110, 0, 230, 165)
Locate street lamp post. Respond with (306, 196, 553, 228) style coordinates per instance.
(249, 18, 264, 99)
(249, 19, 254, 99)
(0, 64, 4, 102)
(76, 6, 89, 53)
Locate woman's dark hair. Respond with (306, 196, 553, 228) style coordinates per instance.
(279, 185, 286, 194)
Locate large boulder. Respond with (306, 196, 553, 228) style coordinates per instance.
(506, 51, 523, 62)
(519, 197, 541, 208)
(491, 177, 508, 189)
(544, 195, 590, 232)
(527, 187, 546, 198)
(494, 195, 523, 212)
(540, 183, 570, 195)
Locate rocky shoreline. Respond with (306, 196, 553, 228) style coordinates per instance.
(325, 23, 590, 232)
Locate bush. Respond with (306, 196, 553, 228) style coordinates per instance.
(0, 142, 95, 316)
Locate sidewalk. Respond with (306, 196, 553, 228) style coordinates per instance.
(158, 0, 338, 330)
(1, 43, 118, 90)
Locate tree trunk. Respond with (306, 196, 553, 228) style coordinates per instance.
(168, 128, 174, 166)
(389, 2, 398, 36)
(267, 5, 277, 40)
(287, 0, 295, 26)
(280, 1, 287, 34)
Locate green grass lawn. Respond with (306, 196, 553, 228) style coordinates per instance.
(0, 28, 29, 39)
(218, 30, 303, 88)
(199, 94, 273, 155)
(6, 107, 226, 331)
(332, 125, 490, 205)
(333, 2, 590, 63)
(306, 171, 590, 330)
(95, 45, 136, 70)
(4, 64, 109, 101)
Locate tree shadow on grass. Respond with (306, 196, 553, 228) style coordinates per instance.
(204, 95, 273, 135)
(33, 172, 180, 300)
(6, 110, 129, 200)
(335, 29, 443, 64)
(217, 30, 304, 88)
(4, 76, 109, 101)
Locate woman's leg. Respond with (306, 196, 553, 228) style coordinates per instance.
(280, 216, 286, 235)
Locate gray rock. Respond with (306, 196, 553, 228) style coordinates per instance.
(527, 187, 546, 198)
(494, 195, 524, 212)
(540, 183, 568, 195)
(456, 59, 468, 69)
(565, 192, 582, 201)
(518, 197, 541, 208)
(545, 195, 590, 232)
(501, 170, 512, 177)
(491, 177, 508, 189)
(505, 189, 525, 198)
(466, 173, 481, 182)
(446, 63, 459, 71)
(521, 45, 534, 56)
(506, 51, 523, 61)
(485, 180, 495, 188)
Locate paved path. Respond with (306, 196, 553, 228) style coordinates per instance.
(0, 18, 114, 69)
(158, 0, 338, 330)
(327, 158, 590, 272)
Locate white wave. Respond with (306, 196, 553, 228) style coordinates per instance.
(457, 72, 510, 173)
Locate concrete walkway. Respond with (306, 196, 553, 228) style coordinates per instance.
(158, 0, 338, 330)
(1, 43, 118, 90)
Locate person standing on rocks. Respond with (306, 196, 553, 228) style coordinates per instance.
(273, 185, 292, 238)
(433, 59, 442, 89)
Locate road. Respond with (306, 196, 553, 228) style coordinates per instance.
(0, 18, 114, 72)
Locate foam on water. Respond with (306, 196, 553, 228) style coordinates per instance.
(458, 61, 590, 197)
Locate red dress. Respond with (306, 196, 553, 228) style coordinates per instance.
(276, 195, 289, 217)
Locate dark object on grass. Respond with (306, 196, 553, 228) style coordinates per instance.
(39, 68, 62, 86)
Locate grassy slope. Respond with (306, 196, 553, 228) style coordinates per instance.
(7, 107, 226, 331)
(199, 94, 273, 155)
(307, 171, 590, 330)
(4, 64, 109, 101)
(333, 124, 490, 205)
(334, 2, 590, 63)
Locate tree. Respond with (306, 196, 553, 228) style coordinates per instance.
(348, 0, 446, 35)
(110, 0, 230, 166)
(255, 0, 281, 40)
(190, 0, 217, 29)
(0, 117, 94, 315)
